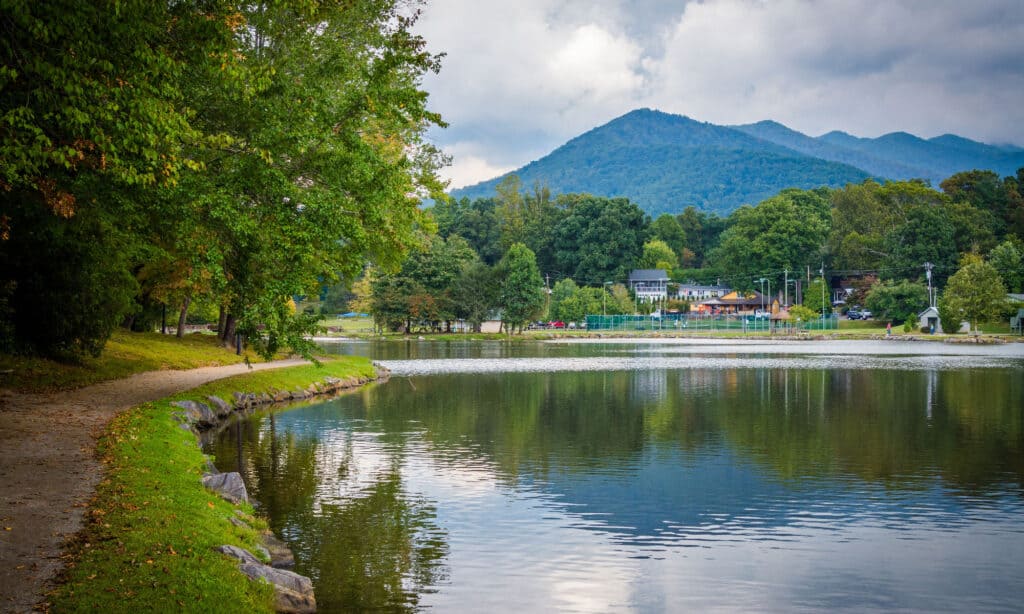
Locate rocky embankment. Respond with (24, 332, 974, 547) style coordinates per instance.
(171, 369, 388, 613)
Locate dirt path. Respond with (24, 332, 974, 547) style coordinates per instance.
(0, 358, 309, 613)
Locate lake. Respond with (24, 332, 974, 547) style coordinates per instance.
(206, 339, 1024, 612)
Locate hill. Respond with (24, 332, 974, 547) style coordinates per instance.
(452, 109, 1024, 216)
(740, 124, 1024, 185)
(452, 109, 871, 216)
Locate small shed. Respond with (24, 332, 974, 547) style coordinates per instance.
(917, 306, 942, 333)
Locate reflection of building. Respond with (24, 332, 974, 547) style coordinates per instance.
(628, 269, 670, 302)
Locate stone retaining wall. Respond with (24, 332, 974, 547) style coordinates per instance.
(170, 366, 389, 613)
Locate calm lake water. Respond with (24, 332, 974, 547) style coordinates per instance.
(206, 339, 1024, 612)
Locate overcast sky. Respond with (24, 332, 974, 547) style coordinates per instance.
(413, 0, 1024, 189)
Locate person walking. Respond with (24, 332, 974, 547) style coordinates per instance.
(886, 321, 892, 336)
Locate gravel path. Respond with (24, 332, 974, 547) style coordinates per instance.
(0, 359, 309, 612)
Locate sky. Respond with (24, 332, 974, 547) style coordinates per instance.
(412, 0, 1024, 189)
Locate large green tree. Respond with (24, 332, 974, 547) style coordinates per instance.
(551, 196, 649, 284)
(938, 255, 1007, 334)
(988, 240, 1023, 293)
(864, 280, 930, 324)
(497, 243, 545, 333)
(712, 188, 830, 291)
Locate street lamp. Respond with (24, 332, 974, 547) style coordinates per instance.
(603, 281, 612, 316)
(756, 278, 767, 312)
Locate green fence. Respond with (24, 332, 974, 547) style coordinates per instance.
(584, 313, 838, 332)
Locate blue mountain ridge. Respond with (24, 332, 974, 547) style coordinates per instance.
(451, 109, 1024, 216)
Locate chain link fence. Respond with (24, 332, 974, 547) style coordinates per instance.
(584, 313, 838, 332)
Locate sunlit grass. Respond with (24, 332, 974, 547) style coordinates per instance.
(0, 330, 266, 392)
(49, 357, 377, 613)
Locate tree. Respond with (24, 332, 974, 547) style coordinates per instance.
(650, 214, 687, 262)
(864, 279, 929, 324)
(938, 255, 1007, 334)
(551, 196, 649, 284)
(712, 188, 830, 291)
(803, 277, 832, 315)
(452, 262, 498, 332)
(497, 243, 545, 333)
(637, 239, 679, 271)
(988, 240, 1023, 293)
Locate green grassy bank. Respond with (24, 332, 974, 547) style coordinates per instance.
(0, 330, 266, 392)
(49, 356, 377, 613)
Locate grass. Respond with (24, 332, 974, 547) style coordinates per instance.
(0, 330, 266, 392)
(49, 356, 377, 613)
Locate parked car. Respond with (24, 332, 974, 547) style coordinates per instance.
(860, 310, 872, 320)
(548, 321, 566, 329)
(846, 309, 862, 320)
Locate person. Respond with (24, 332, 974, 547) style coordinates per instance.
(886, 321, 892, 336)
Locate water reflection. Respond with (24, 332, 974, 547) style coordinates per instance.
(208, 347, 1024, 612)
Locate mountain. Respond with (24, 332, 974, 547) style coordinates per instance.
(451, 109, 1024, 216)
(731, 121, 931, 180)
(740, 124, 1024, 186)
(452, 109, 871, 216)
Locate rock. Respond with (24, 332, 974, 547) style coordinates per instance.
(232, 391, 250, 409)
(206, 396, 233, 418)
(202, 472, 249, 504)
(262, 531, 296, 569)
(228, 516, 250, 530)
(238, 563, 316, 614)
(272, 389, 291, 403)
(291, 388, 309, 399)
(215, 544, 263, 566)
(171, 400, 217, 429)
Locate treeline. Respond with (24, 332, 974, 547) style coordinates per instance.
(367, 168, 1024, 331)
(0, 1, 445, 359)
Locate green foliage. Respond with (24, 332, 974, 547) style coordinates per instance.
(938, 255, 1008, 333)
(551, 196, 649, 284)
(497, 244, 545, 333)
(864, 279, 930, 324)
(788, 304, 818, 323)
(0, 188, 139, 357)
(711, 188, 831, 290)
(452, 261, 498, 332)
(650, 214, 688, 262)
(549, 280, 606, 323)
(638, 239, 679, 270)
(803, 277, 832, 315)
(988, 240, 1023, 293)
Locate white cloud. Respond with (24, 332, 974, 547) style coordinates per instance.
(416, 0, 1024, 188)
(443, 153, 515, 190)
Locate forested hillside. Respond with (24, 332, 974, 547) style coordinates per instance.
(454, 109, 1024, 216)
(454, 109, 871, 216)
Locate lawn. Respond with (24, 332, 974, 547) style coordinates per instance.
(49, 356, 377, 613)
(0, 330, 265, 392)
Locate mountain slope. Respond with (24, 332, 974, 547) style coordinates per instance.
(732, 120, 931, 180)
(452, 109, 872, 216)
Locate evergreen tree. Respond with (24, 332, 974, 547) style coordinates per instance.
(498, 244, 545, 333)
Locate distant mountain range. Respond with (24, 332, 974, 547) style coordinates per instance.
(451, 109, 1024, 216)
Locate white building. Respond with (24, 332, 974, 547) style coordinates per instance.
(627, 269, 670, 302)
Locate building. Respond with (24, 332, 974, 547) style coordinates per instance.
(627, 269, 670, 302)
(675, 283, 730, 302)
(697, 290, 775, 314)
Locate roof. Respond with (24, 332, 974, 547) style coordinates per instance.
(628, 269, 669, 282)
(918, 306, 940, 317)
(1008, 294, 1024, 302)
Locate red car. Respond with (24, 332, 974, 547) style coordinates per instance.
(548, 321, 566, 329)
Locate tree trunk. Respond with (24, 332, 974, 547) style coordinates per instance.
(217, 305, 227, 336)
(222, 314, 237, 347)
(176, 295, 191, 339)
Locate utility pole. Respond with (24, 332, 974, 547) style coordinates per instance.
(784, 268, 789, 308)
(924, 262, 934, 308)
(820, 261, 826, 323)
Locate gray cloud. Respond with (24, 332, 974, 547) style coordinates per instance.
(415, 0, 1024, 188)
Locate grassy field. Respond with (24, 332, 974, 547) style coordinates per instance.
(0, 330, 266, 392)
(49, 356, 377, 613)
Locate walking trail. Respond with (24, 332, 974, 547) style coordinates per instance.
(0, 358, 309, 613)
